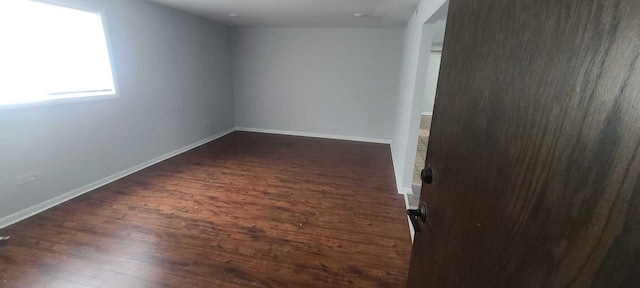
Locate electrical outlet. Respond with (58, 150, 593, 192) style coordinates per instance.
(16, 171, 42, 186)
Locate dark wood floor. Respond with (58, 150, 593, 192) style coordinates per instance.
(0, 132, 411, 287)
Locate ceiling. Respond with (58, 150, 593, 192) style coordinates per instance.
(145, 0, 421, 27)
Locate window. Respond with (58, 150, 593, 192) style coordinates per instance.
(0, 0, 116, 107)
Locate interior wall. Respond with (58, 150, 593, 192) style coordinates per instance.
(0, 0, 235, 222)
(422, 52, 442, 114)
(391, 0, 447, 193)
(232, 27, 404, 142)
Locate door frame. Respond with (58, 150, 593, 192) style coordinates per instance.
(392, 0, 448, 201)
(392, 0, 449, 240)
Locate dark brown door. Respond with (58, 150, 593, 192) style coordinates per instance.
(407, 0, 640, 287)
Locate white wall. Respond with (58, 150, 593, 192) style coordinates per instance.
(423, 52, 442, 114)
(232, 27, 404, 143)
(0, 0, 234, 222)
(391, 0, 447, 193)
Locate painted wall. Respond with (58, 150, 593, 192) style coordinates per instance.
(423, 52, 442, 114)
(0, 0, 235, 221)
(391, 0, 447, 193)
(232, 27, 404, 142)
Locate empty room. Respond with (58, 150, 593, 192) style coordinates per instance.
(1, 0, 639, 287)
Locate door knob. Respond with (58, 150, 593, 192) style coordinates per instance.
(421, 166, 433, 184)
(407, 202, 428, 232)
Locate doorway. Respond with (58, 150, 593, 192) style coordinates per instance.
(408, 23, 446, 210)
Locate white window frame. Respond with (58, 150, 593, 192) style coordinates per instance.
(0, 0, 120, 110)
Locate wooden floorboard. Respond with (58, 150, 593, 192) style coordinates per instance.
(0, 132, 411, 287)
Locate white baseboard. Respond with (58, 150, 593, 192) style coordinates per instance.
(404, 194, 415, 242)
(0, 127, 393, 228)
(0, 128, 236, 229)
(389, 145, 411, 195)
(391, 155, 403, 194)
(235, 127, 392, 144)
(398, 187, 413, 195)
(421, 112, 433, 116)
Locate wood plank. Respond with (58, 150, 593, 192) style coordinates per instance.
(0, 132, 411, 287)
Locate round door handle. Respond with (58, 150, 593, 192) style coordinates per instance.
(421, 167, 433, 184)
(407, 202, 428, 233)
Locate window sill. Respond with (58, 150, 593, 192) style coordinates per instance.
(0, 92, 119, 110)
